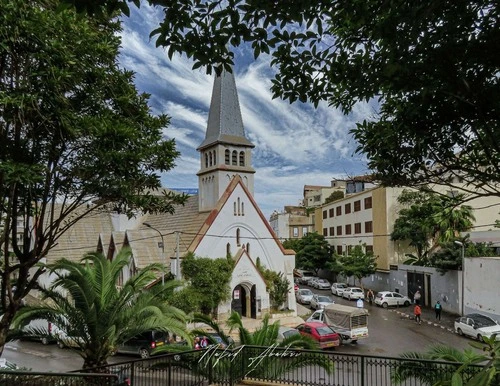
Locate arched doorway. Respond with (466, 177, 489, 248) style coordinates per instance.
(231, 283, 257, 318)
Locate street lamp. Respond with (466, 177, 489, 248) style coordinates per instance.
(454, 240, 465, 315)
(144, 223, 165, 285)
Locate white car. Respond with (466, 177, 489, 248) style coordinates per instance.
(454, 314, 500, 341)
(314, 279, 331, 290)
(342, 287, 365, 300)
(307, 277, 319, 287)
(374, 291, 411, 308)
(310, 294, 335, 310)
(331, 283, 348, 296)
(296, 288, 314, 304)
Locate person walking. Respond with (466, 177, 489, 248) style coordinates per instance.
(414, 304, 422, 324)
(434, 301, 442, 321)
(414, 290, 421, 305)
(367, 289, 374, 305)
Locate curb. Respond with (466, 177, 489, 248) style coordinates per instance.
(391, 310, 455, 333)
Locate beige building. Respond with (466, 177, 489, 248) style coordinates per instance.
(269, 206, 315, 241)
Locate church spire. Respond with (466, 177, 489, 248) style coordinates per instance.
(197, 69, 254, 150)
(197, 68, 255, 212)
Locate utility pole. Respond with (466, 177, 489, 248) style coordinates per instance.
(454, 240, 465, 315)
(144, 223, 165, 285)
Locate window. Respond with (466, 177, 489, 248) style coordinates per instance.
(323, 228, 328, 236)
(364, 196, 372, 209)
(232, 150, 237, 165)
(329, 227, 335, 236)
(239, 151, 245, 166)
(209, 152, 213, 166)
(205, 153, 209, 168)
(246, 243, 250, 254)
(345, 203, 351, 214)
(212, 150, 216, 165)
(293, 227, 299, 237)
(365, 221, 373, 233)
(336, 206, 342, 216)
(336, 226, 342, 236)
(236, 228, 241, 246)
(354, 200, 361, 212)
(354, 222, 361, 234)
(302, 227, 308, 236)
(366, 245, 374, 254)
(225, 149, 230, 164)
(323, 210, 327, 219)
(336, 245, 343, 255)
(329, 208, 334, 218)
(345, 224, 352, 235)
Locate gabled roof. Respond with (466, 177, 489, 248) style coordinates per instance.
(197, 69, 254, 150)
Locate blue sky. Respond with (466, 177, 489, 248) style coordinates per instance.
(119, 2, 374, 219)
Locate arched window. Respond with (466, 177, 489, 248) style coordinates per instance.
(225, 149, 230, 165)
(226, 243, 231, 257)
(209, 152, 213, 166)
(232, 150, 237, 165)
(246, 243, 250, 254)
(237, 198, 241, 216)
(241, 202, 245, 216)
(234, 202, 237, 215)
(236, 228, 241, 246)
(212, 151, 216, 165)
(205, 153, 208, 168)
(239, 151, 245, 166)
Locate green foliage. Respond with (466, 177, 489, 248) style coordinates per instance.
(324, 191, 345, 204)
(181, 252, 234, 315)
(126, 0, 500, 197)
(11, 249, 190, 369)
(256, 259, 290, 311)
(338, 245, 377, 287)
(0, 0, 185, 350)
(292, 232, 336, 274)
(392, 190, 475, 265)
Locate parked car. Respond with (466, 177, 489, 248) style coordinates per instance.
(299, 271, 316, 284)
(310, 294, 335, 310)
(294, 283, 299, 292)
(454, 314, 500, 341)
(21, 318, 56, 345)
(277, 326, 300, 342)
(307, 277, 319, 287)
(314, 279, 331, 290)
(116, 330, 169, 358)
(296, 322, 341, 349)
(342, 287, 365, 300)
(331, 283, 348, 296)
(374, 291, 411, 308)
(0, 359, 18, 370)
(296, 288, 314, 304)
(200, 332, 234, 349)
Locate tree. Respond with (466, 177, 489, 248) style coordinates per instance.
(155, 312, 334, 382)
(255, 260, 290, 311)
(391, 190, 475, 266)
(11, 249, 190, 370)
(0, 0, 185, 353)
(324, 191, 345, 205)
(338, 245, 377, 287)
(180, 253, 234, 315)
(293, 232, 335, 275)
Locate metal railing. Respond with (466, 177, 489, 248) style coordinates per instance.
(0, 370, 118, 385)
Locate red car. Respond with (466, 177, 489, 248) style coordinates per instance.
(296, 322, 340, 349)
(294, 284, 299, 292)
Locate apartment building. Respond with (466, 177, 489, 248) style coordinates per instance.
(269, 206, 315, 240)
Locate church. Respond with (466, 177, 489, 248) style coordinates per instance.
(96, 69, 298, 320)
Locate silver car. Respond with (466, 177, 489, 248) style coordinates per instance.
(342, 287, 365, 300)
(314, 279, 331, 290)
(310, 294, 335, 310)
(455, 314, 500, 341)
(296, 288, 314, 304)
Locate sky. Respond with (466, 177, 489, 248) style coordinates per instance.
(119, 3, 375, 219)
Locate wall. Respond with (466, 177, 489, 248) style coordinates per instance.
(465, 257, 500, 320)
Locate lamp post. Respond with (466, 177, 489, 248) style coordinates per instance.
(144, 223, 165, 285)
(454, 240, 465, 315)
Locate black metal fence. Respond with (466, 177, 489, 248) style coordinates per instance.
(0, 346, 489, 386)
(84, 345, 485, 386)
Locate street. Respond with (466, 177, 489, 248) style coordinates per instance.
(2, 286, 475, 373)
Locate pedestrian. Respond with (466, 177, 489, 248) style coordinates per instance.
(414, 290, 421, 305)
(201, 336, 209, 348)
(356, 298, 364, 308)
(194, 336, 201, 350)
(367, 289, 374, 305)
(434, 301, 442, 321)
(414, 304, 422, 324)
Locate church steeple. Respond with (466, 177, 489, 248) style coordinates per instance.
(197, 69, 255, 212)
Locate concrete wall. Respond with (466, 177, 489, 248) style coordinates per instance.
(465, 256, 500, 320)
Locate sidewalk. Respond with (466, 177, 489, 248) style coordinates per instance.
(390, 304, 458, 333)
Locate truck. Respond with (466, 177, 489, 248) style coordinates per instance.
(306, 303, 369, 343)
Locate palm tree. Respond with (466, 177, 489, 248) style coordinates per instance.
(432, 195, 475, 244)
(154, 311, 334, 382)
(12, 248, 190, 370)
(392, 341, 500, 385)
